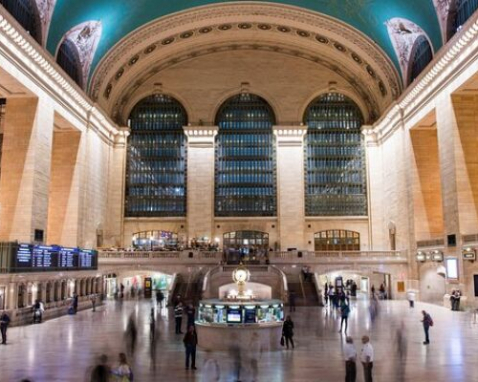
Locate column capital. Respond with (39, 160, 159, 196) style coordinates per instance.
(184, 125, 218, 147)
(113, 126, 130, 147)
(273, 125, 307, 146)
(361, 125, 378, 146)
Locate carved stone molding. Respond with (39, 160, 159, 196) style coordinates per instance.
(35, 0, 56, 46)
(184, 125, 218, 147)
(433, 0, 454, 41)
(89, 3, 401, 112)
(273, 125, 307, 146)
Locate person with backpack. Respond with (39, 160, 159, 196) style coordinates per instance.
(112, 353, 133, 381)
(421, 310, 433, 345)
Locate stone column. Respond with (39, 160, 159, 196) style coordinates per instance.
(105, 128, 129, 247)
(0, 96, 54, 242)
(273, 126, 307, 250)
(184, 126, 218, 243)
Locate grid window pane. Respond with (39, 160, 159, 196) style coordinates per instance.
(410, 36, 433, 84)
(304, 93, 367, 216)
(0, 0, 41, 44)
(453, 0, 478, 35)
(125, 95, 187, 217)
(314, 230, 360, 251)
(215, 93, 277, 217)
(57, 39, 82, 87)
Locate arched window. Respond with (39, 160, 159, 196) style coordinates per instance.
(453, 0, 478, 36)
(409, 36, 433, 84)
(314, 230, 360, 251)
(215, 93, 276, 217)
(126, 94, 188, 217)
(57, 39, 82, 87)
(304, 93, 366, 216)
(0, 0, 41, 44)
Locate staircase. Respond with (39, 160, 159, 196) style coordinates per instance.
(287, 274, 320, 306)
(172, 271, 204, 305)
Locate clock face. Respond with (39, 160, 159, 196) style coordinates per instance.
(235, 270, 247, 282)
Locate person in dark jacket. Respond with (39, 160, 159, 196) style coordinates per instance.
(0, 311, 10, 344)
(90, 354, 110, 382)
(282, 315, 295, 349)
(175, 302, 184, 334)
(183, 325, 198, 370)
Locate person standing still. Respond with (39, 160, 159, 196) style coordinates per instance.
(421, 310, 433, 345)
(0, 311, 10, 344)
(360, 336, 374, 382)
(183, 325, 198, 370)
(407, 290, 415, 308)
(175, 302, 184, 334)
(282, 315, 295, 349)
(344, 337, 357, 382)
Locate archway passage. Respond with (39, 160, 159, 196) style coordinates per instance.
(223, 230, 269, 264)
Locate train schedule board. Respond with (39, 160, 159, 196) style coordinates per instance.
(79, 249, 98, 269)
(58, 247, 79, 269)
(32, 245, 60, 269)
(16, 243, 33, 268)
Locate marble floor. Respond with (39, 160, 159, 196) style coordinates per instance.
(1, 298, 477, 382)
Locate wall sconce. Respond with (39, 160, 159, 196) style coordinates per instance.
(416, 251, 426, 262)
(463, 247, 476, 261)
(431, 250, 444, 262)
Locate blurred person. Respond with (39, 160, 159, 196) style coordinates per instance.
(201, 349, 220, 382)
(150, 307, 156, 339)
(183, 325, 198, 370)
(288, 290, 296, 313)
(421, 310, 433, 345)
(249, 332, 264, 381)
(339, 300, 350, 333)
(90, 354, 111, 382)
(175, 302, 184, 334)
(229, 332, 242, 382)
(395, 321, 407, 382)
(91, 294, 97, 312)
(0, 310, 11, 344)
(111, 353, 133, 381)
(282, 315, 295, 349)
(186, 303, 196, 328)
(360, 336, 374, 382)
(155, 290, 164, 308)
(407, 290, 415, 308)
(369, 295, 379, 324)
(344, 336, 357, 382)
(125, 313, 137, 355)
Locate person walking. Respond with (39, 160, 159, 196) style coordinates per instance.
(112, 353, 133, 381)
(344, 336, 357, 382)
(91, 295, 97, 312)
(421, 310, 433, 345)
(175, 302, 184, 334)
(183, 325, 198, 370)
(288, 290, 296, 312)
(0, 311, 10, 344)
(339, 300, 351, 333)
(186, 303, 196, 328)
(360, 336, 374, 382)
(90, 354, 111, 382)
(407, 290, 415, 308)
(282, 315, 295, 349)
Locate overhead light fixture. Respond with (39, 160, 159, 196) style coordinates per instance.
(463, 247, 476, 261)
(431, 250, 443, 262)
(416, 251, 426, 262)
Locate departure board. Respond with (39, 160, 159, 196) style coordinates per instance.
(16, 243, 33, 268)
(58, 247, 78, 269)
(32, 245, 59, 268)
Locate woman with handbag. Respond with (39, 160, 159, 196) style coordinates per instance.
(282, 315, 295, 349)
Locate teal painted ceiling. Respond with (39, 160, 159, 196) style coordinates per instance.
(46, 0, 443, 77)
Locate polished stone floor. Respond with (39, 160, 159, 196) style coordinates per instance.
(1, 298, 477, 382)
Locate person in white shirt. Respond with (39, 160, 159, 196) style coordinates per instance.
(360, 335, 374, 382)
(344, 336, 357, 382)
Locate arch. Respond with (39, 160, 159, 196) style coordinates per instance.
(53, 280, 60, 301)
(45, 282, 52, 303)
(125, 94, 188, 217)
(314, 230, 361, 251)
(55, 20, 102, 89)
(60, 280, 67, 300)
(303, 93, 367, 217)
(407, 36, 433, 85)
(56, 39, 83, 87)
(0, 0, 42, 44)
(450, 0, 478, 37)
(385, 18, 434, 85)
(214, 93, 277, 217)
(17, 283, 26, 308)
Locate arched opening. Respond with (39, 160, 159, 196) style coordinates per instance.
(450, 0, 478, 38)
(0, 0, 42, 44)
(215, 93, 277, 217)
(125, 94, 188, 217)
(53, 281, 60, 301)
(304, 93, 366, 216)
(61, 280, 67, 300)
(314, 230, 360, 251)
(223, 230, 270, 263)
(409, 36, 433, 84)
(45, 282, 51, 303)
(17, 284, 25, 308)
(132, 230, 179, 251)
(56, 39, 83, 87)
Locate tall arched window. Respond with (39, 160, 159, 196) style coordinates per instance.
(56, 39, 83, 87)
(409, 36, 433, 84)
(304, 93, 366, 216)
(215, 93, 276, 217)
(126, 94, 188, 217)
(453, 0, 478, 36)
(0, 0, 41, 44)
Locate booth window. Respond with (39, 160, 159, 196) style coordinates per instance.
(56, 39, 83, 87)
(215, 93, 277, 217)
(0, 0, 41, 44)
(125, 95, 187, 217)
(314, 230, 360, 251)
(304, 93, 366, 216)
(409, 36, 433, 84)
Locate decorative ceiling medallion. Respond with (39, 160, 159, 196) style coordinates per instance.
(366, 65, 376, 78)
(115, 68, 124, 79)
(180, 31, 194, 39)
(316, 35, 329, 44)
(238, 23, 252, 29)
(334, 43, 346, 52)
(104, 83, 112, 99)
(379, 81, 387, 96)
(199, 27, 212, 34)
(218, 24, 232, 30)
(277, 26, 291, 33)
(161, 37, 175, 45)
(352, 53, 362, 64)
(297, 30, 310, 38)
(258, 24, 271, 30)
(144, 45, 156, 54)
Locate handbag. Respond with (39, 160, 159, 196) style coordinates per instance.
(280, 336, 285, 346)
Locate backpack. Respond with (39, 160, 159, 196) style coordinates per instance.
(429, 316, 434, 327)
